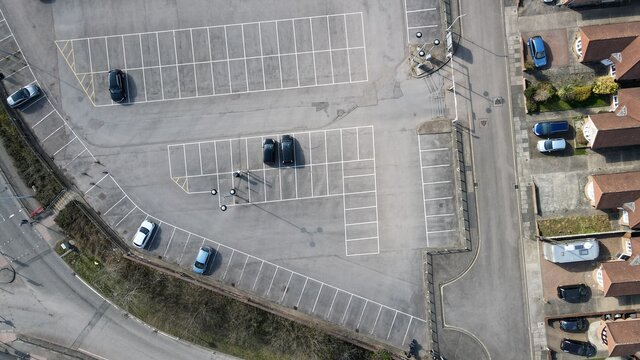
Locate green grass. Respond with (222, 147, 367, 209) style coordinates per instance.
(0, 108, 63, 205)
(537, 215, 612, 237)
(55, 201, 382, 360)
(539, 95, 609, 112)
(573, 148, 588, 156)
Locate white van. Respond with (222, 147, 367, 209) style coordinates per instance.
(543, 238, 599, 264)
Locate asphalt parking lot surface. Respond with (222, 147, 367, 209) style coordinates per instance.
(0, 0, 465, 351)
(56, 13, 368, 106)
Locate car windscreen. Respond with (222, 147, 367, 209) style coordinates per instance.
(194, 261, 205, 269)
(140, 227, 149, 235)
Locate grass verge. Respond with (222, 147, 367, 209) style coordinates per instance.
(0, 107, 63, 205)
(539, 95, 609, 112)
(537, 214, 612, 237)
(55, 201, 391, 360)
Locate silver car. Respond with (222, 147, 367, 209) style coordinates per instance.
(6, 84, 41, 109)
(537, 138, 566, 153)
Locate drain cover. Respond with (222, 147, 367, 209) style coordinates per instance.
(493, 97, 504, 106)
(480, 118, 488, 126)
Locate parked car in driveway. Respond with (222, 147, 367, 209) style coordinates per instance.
(560, 338, 596, 357)
(557, 284, 589, 303)
(6, 84, 41, 109)
(532, 121, 569, 137)
(132, 220, 155, 249)
(537, 138, 566, 153)
(192, 246, 213, 274)
(108, 69, 126, 102)
(559, 317, 589, 333)
(528, 36, 547, 68)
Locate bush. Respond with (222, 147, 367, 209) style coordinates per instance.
(526, 98, 539, 113)
(573, 85, 592, 102)
(592, 76, 618, 95)
(524, 59, 534, 72)
(557, 85, 575, 102)
(533, 82, 555, 102)
(524, 83, 537, 99)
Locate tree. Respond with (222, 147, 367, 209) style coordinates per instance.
(592, 76, 619, 95)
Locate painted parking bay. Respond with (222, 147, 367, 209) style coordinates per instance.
(167, 126, 379, 256)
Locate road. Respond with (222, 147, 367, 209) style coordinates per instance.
(0, 167, 239, 360)
(434, 0, 532, 359)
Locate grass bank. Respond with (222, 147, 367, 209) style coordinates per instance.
(0, 108, 63, 205)
(55, 201, 392, 360)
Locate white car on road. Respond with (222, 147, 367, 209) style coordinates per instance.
(132, 220, 155, 248)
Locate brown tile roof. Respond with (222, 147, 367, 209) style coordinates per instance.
(624, 199, 640, 229)
(579, 22, 640, 62)
(604, 319, 640, 356)
(589, 171, 640, 209)
(613, 37, 640, 81)
(619, 87, 640, 116)
(588, 113, 640, 149)
(602, 260, 640, 296)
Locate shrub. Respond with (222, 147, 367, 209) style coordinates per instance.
(526, 98, 539, 113)
(524, 59, 534, 72)
(557, 85, 575, 102)
(573, 85, 592, 102)
(524, 83, 537, 99)
(533, 82, 555, 102)
(592, 76, 618, 95)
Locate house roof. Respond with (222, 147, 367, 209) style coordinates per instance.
(589, 171, 640, 209)
(579, 22, 640, 62)
(624, 198, 640, 229)
(588, 113, 640, 149)
(612, 37, 640, 81)
(602, 260, 640, 296)
(604, 319, 640, 356)
(618, 87, 640, 116)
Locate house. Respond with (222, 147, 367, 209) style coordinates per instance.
(594, 235, 640, 296)
(582, 87, 640, 149)
(597, 318, 640, 357)
(585, 171, 640, 210)
(575, 21, 640, 81)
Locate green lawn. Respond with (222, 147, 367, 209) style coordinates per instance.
(539, 95, 609, 112)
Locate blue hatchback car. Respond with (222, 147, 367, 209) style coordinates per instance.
(528, 36, 547, 68)
(192, 246, 213, 274)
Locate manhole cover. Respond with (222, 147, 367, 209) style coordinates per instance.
(493, 97, 504, 106)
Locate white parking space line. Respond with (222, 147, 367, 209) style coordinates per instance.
(57, 13, 367, 106)
(41, 125, 64, 143)
(406, 8, 436, 13)
(423, 180, 451, 185)
(418, 136, 430, 247)
(104, 195, 126, 215)
(115, 206, 136, 227)
(421, 147, 448, 152)
(53, 136, 78, 156)
(168, 126, 379, 255)
(422, 164, 450, 168)
(31, 110, 55, 129)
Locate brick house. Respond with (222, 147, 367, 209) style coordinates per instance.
(597, 318, 640, 357)
(575, 21, 640, 81)
(594, 234, 640, 296)
(584, 171, 640, 229)
(582, 87, 640, 149)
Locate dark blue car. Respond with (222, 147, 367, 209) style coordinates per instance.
(532, 121, 569, 137)
(528, 36, 547, 68)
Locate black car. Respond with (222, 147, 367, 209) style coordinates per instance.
(280, 135, 294, 165)
(557, 284, 589, 303)
(559, 318, 589, 333)
(560, 339, 596, 357)
(263, 138, 276, 164)
(108, 69, 126, 102)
